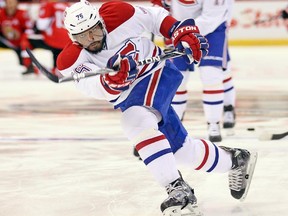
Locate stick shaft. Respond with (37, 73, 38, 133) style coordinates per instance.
(27, 48, 185, 83)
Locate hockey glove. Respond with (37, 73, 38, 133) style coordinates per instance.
(103, 54, 138, 90)
(171, 19, 209, 64)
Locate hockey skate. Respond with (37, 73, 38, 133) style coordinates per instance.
(220, 146, 258, 201)
(161, 178, 203, 216)
(223, 105, 236, 129)
(208, 122, 222, 142)
(22, 64, 35, 75)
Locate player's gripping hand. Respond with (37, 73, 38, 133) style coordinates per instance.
(171, 19, 209, 64)
(103, 54, 138, 90)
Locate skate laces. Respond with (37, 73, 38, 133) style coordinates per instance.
(229, 167, 243, 191)
(165, 180, 183, 194)
(229, 150, 249, 191)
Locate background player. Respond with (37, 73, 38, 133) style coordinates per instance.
(154, 0, 236, 142)
(0, 0, 36, 75)
(33, 0, 70, 75)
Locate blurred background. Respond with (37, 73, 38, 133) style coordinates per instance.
(3, 0, 287, 45)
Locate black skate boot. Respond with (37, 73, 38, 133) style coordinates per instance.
(160, 177, 202, 216)
(223, 105, 236, 129)
(22, 64, 35, 75)
(220, 146, 258, 201)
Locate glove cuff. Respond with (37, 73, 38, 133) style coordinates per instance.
(160, 16, 178, 38)
(162, 18, 197, 39)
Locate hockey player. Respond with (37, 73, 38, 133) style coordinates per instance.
(35, 0, 71, 75)
(57, 1, 257, 215)
(155, 0, 236, 142)
(0, 0, 36, 75)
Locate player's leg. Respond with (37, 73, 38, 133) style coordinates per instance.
(126, 106, 201, 216)
(50, 47, 62, 75)
(223, 62, 236, 129)
(20, 34, 38, 75)
(171, 56, 194, 121)
(174, 138, 258, 201)
(171, 71, 190, 121)
(198, 22, 231, 142)
(122, 106, 199, 215)
(199, 65, 224, 142)
(121, 106, 181, 187)
(120, 64, 200, 215)
(158, 106, 257, 213)
(158, 106, 201, 215)
(159, 105, 257, 202)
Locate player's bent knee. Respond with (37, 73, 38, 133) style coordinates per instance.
(121, 106, 160, 141)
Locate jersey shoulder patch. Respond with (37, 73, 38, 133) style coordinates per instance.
(99, 1, 135, 33)
(57, 42, 82, 70)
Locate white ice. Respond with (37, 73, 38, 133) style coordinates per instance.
(0, 46, 287, 216)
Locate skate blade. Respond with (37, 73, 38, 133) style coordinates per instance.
(184, 203, 203, 216)
(240, 152, 258, 201)
(162, 204, 203, 216)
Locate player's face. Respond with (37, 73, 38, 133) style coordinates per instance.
(73, 23, 105, 53)
(5, 0, 18, 16)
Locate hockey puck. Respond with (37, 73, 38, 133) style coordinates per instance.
(247, 128, 255, 131)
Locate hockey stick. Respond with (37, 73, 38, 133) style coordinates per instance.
(0, 35, 18, 50)
(258, 131, 288, 141)
(26, 48, 184, 83)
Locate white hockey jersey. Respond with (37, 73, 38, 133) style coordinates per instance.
(170, 0, 233, 36)
(57, 1, 175, 106)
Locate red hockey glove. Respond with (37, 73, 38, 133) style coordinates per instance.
(103, 54, 138, 90)
(171, 19, 209, 64)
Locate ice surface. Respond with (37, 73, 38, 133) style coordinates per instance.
(0, 46, 287, 216)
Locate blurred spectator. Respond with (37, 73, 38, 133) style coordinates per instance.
(281, 5, 288, 19)
(0, 0, 5, 8)
(32, 0, 71, 75)
(281, 4, 288, 30)
(0, 0, 36, 75)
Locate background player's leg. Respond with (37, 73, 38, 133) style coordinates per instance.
(223, 62, 236, 129)
(199, 66, 224, 142)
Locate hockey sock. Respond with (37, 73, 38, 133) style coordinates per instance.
(121, 106, 180, 186)
(174, 136, 232, 172)
(200, 66, 224, 123)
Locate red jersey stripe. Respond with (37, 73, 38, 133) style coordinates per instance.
(203, 89, 224, 94)
(135, 135, 166, 151)
(195, 139, 209, 170)
(145, 69, 161, 106)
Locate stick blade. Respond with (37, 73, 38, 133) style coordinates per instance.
(258, 131, 288, 141)
(26, 48, 59, 83)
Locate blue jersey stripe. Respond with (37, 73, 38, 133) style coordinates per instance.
(203, 100, 223, 105)
(207, 143, 219, 172)
(171, 100, 187, 105)
(224, 86, 234, 93)
(143, 148, 172, 165)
